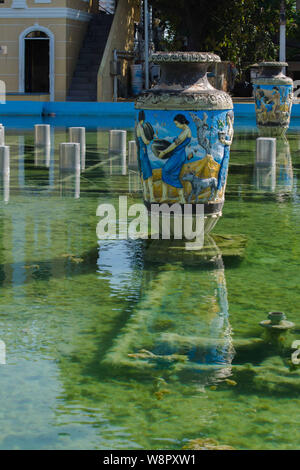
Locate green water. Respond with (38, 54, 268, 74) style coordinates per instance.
(0, 126, 299, 450)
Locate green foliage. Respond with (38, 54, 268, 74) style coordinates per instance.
(150, 0, 298, 68)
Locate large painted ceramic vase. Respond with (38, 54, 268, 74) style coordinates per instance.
(135, 52, 234, 232)
(252, 62, 293, 135)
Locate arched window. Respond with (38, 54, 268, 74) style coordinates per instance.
(25, 31, 49, 39)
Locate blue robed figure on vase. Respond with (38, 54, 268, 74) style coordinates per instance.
(158, 114, 192, 204)
(218, 111, 234, 192)
(136, 110, 155, 202)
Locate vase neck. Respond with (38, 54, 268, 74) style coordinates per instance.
(259, 66, 285, 78)
(154, 62, 214, 92)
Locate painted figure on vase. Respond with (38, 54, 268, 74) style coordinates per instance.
(254, 84, 293, 127)
(136, 110, 155, 202)
(136, 111, 155, 200)
(135, 108, 233, 205)
(217, 110, 234, 193)
(182, 173, 218, 203)
(190, 112, 211, 154)
(157, 114, 192, 204)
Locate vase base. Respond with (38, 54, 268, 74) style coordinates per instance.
(143, 201, 223, 236)
(143, 200, 224, 215)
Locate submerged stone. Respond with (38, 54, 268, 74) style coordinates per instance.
(225, 379, 237, 386)
(144, 233, 247, 265)
(183, 438, 235, 450)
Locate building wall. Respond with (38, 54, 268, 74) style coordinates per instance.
(0, 0, 92, 101)
(97, 0, 139, 101)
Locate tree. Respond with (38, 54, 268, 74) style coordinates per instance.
(150, 0, 297, 69)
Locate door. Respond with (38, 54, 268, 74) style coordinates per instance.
(24, 31, 49, 93)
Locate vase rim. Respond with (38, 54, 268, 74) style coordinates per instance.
(151, 52, 221, 64)
(258, 61, 288, 67)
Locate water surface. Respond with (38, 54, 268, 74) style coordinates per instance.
(0, 121, 299, 450)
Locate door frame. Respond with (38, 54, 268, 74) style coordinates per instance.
(19, 25, 55, 101)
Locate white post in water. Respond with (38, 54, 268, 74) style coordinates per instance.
(109, 130, 127, 156)
(280, 1, 286, 71)
(34, 124, 51, 147)
(3, 171, 9, 203)
(0, 146, 10, 203)
(0, 146, 10, 175)
(59, 143, 81, 172)
(0, 340, 5, 365)
(0, 125, 5, 146)
(256, 137, 276, 163)
(69, 127, 86, 170)
(128, 140, 138, 169)
(121, 153, 127, 176)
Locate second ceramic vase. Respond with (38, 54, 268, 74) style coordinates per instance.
(252, 61, 293, 135)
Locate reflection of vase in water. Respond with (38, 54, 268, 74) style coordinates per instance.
(101, 236, 235, 385)
(276, 137, 293, 193)
(207, 257, 232, 369)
